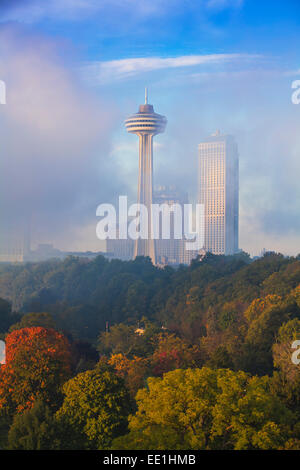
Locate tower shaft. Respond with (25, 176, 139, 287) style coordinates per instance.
(135, 133, 155, 264)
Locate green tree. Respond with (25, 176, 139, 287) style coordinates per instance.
(7, 401, 62, 450)
(8, 312, 56, 333)
(98, 324, 139, 357)
(0, 298, 20, 336)
(56, 368, 132, 449)
(272, 318, 300, 410)
(0, 408, 10, 449)
(98, 321, 160, 358)
(245, 296, 300, 374)
(113, 368, 294, 450)
(273, 318, 300, 381)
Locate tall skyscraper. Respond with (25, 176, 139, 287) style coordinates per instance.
(0, 219, 31, 263)
(125, 89, 167, 265)
(106, 221, 134, 261)
(198, 131, 239, 255)
(153, 185, 188, 265)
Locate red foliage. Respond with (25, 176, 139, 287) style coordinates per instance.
(152, 349, 182, 376)
(151, 333, 203, 377)
(0, 327, 71, 413)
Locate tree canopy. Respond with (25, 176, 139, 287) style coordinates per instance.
(113, 368, 296, 450)
(56, 368, 132, 449)
(0, 253, 300, 449)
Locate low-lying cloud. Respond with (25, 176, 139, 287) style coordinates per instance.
(0, 26, 122, 250)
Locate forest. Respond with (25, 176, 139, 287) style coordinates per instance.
(0, 251, 300, 450)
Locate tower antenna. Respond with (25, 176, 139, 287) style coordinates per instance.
(145, 87, 148, 105)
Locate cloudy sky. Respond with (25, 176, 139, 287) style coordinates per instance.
(0, 0, 299, 255)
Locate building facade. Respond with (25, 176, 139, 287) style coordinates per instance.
(106, 224, 134, 261)
(198, 131, 239, 255)
(0, 221, 30, 263)
(153, 185, 188, 265)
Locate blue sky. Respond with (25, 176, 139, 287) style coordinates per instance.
(3, 0, 300, 60)
(0, 0, 299, 255)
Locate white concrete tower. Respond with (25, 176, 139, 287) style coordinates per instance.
(125, 90, 167, 264)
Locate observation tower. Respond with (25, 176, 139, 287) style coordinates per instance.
(125, 89, 167, 265)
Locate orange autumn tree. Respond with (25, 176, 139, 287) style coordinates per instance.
(151, 333, 203, 377)
(0, 327, 72, 414)
(108, 354, 150, 397)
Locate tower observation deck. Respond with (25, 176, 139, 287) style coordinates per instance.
(125, 89, 167, 264)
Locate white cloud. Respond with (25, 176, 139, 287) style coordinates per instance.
(83, 53, 262, 84)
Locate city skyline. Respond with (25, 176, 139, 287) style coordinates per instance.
(0, 1, 299, 257)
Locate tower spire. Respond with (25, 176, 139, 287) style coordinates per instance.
(145, 87, 148, 105)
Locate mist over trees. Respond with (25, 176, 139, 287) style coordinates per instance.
(0, 252, 300, 449)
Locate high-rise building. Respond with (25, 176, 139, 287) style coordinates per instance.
(106, 223, 134, 261)
(0, 235, 25, 262)
(125, 89, 167, 265)
(178, 240, 201, 265)
(0, 220, 30, 263)
(153, 185, 188, 265)
(198, 131, 239, 255)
